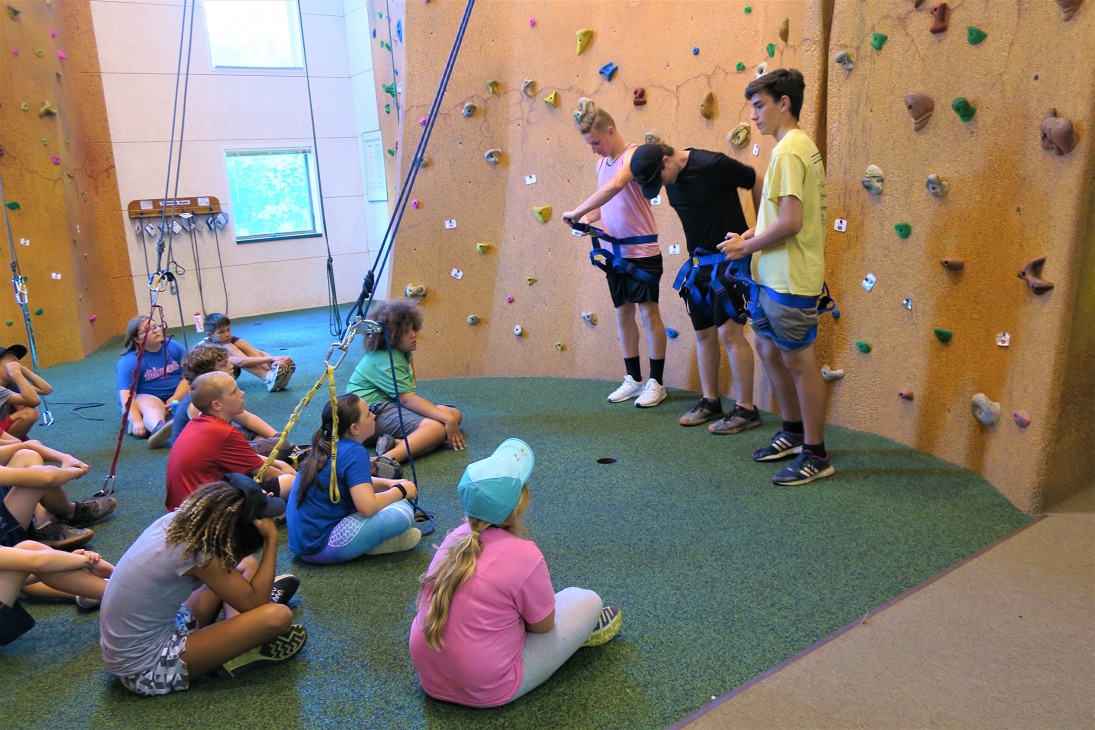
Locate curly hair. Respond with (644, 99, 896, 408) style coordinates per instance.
(181, 345, 230, 382)
(576, 107, 615, 134)
(165, 481, 262, 569)
(363, 298, 424, 353)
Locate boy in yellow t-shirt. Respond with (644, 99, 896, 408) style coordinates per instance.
(718, 69, 834, 487)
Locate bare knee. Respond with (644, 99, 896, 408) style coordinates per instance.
(257, 603, 293, 633)
(236, 555, 259, 574)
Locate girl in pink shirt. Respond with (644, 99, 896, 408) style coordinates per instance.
(409, 439, 622, 707)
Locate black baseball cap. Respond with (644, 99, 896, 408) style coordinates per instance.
(0, 344, 27, 360)
(630, 144, 667, 199)
(223, 472, 286, 519)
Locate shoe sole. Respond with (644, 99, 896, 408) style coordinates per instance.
(709, 418, 762, 435)
(218, 624, 307, 678)
(607, 391, 642, 403)
(147, 423, 173, 449)
(273, 363, 294, 391)
(635, 392, 666, 408)
(772, 464, 836, 487)
(582, 609, 622, 647)
(679, 414, 722, 426)
(366, 528, 422, 555)
(38, 528, 94, 551)
(753, 444, 803, 462)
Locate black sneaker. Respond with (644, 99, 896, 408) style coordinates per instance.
(582, 606, 622, 647)
(68, 495, 118, 527)
(751, 430, 804, 462)
(771, 451, 836, 486)
(217, 624, 307, 678)
(679, 398, 724, 426)
(270, 574, 300, 605)
(708, 405, 762, 435)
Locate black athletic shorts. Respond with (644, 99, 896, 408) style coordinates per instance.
(605, 254, 663, 308)
(681, 262, 749, 331)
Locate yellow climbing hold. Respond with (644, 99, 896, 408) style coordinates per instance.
(527, 277, 537, 285)
(555, 342, 565, 351)
(700, 91, 716, 120)
(476, 243, 491, 254)
(544, 91, 559, 108)
(39, 101, 57, 117)
(576, 29, 593, 55)
(533, 206, 552, 224)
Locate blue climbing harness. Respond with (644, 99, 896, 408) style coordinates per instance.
(571, 222, 659, 284)
(733, 268, 837, 351)
(672, 248, 750, 321)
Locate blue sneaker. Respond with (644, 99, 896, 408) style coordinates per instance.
(771, 452, 835, 486)
(751, 429, 804, 462)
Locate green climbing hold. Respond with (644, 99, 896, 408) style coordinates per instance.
(952, 96, 977, 122)
(382, 82, 396, 97)
(735, 61, 745, 72)
(4, 201, 19, 210)
(384, 103, 390, 114)
(894, 222, 912, 239)
(856, 340, 872, 353)
(766, 43, 775, 58)
(870, 32, 888, 51)
(33, 308, 43, 316)
(744, 6, 752, 13)
(967, 26, 987, 45)
(386, 149, 395, 156)
(933, 328, 953, 343)
(377, 11, 382, 18)
(380, 40, 390, 51)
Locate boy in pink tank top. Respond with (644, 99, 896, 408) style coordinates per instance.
(562, 106, 668, 408)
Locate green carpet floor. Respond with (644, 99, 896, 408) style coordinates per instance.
(0, 307, 1033, 729)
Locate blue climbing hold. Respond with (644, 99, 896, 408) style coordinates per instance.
(831, 309, 841, 320)
(372, 28, 376, 38)
(396, 20, 403, 43)
(692, 47, 699, 55)
(666, 328, 679, 339)
(599, 62, 618, 82)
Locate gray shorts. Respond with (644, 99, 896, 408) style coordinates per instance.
(117, 606, 197, 697)
(366, 400, 427, 445)
(751, 288, 819, 353)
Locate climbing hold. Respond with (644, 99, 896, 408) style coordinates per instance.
(554, 342, 565, 351)
(779, 18, 790, 43)
(573, 96, 595, 124)
(831, 309, 841, 319)
(666, 328, 678, 339)
(33, 308, 43, 316)
(926, 174, 949, 198)
(1040, 108, 1076, 156)
(88, 314, 97, 323)
(898, 389, 914, 401)
(521, 78, 536, 98)
(933, 327, 953, 343)
(940, 257, 965, 270)
(755, 61, 768, 77)
(1055, 0, 1083, 21)
(476, 243, 491, 254)
(384, 103, 390, 114)
(506, 295, 514, 303)
(930, 3, 949, 33)
(581, 312, 598, 326)
(513, 325, 523, 337)
(529, 17, 535, 27)
(870, 32, 888, 50)
(576, 28, 593, 55)
(971, 393, 1001, 426)
(11, 48, 16, 56)
(396, 19, 403, 42)
(483, 148, 502, 165)
(861, 165, 884, 195)
(700, 91, 715, 120)
(692, 47, 699, 55)
(418, 155, 429, 168)
(1018, 256, 1055, 294)
(526, 277, 537, 285)
(834, 50, 853, 71)
(967, 25, 987, 45)
(1013, 410, 1031, 428)
(766, 43, 776, 58)
(486, 79, 499, 94)
(599, 62, 618, 82)
(49, 155, 60, 165)
(403, 284, 427, 301)
(467, 315, 480, 325)
(38, 101, 57, 117)
(4, 201, 19, 210)
(996, 332, 1011, 347)
(35, 49, 44, 57)
(7, 5, 19, 19)
(544, 91, 559, 108)
(382, 82, 396, 97)
(533, 206, 552, 224)
(903, 296, 913, 310)
(4, 322, 10, 327)
(386, 149, 394, 156)
(861, 273, 877, 291)
(729, 123, 751, 148)
(744, 6, 752, 13)
(418, 117, 426, 126)
(904, 92, 934, 131)
(894, 222, 912, 239)
(855, 340, 872, 353)
(820, 364, 845, 381)
(20, 102, 28, 111)
(952, 97, 977, 122)
(633, 87, 646, 106)
(462, 103, 476, 117)
(411, 199, 419, 209)
(644, 131, 662, 144)
(41, 139, 48, 146)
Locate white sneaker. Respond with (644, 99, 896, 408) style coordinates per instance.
(635, 378, 667, 408)
(264, 363, 280, 392)
(607, 375, 644, 403)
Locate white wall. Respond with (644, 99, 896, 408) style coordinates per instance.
(90, 0, 390, 327)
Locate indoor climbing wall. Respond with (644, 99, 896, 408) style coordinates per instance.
(375, 0, 826, 390)
(821, 0, 1093, 510)
(0, 0, 134, 366)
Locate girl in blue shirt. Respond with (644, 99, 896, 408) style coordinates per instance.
(115, 315, 189, 447)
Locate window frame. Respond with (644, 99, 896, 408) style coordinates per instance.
(202, 0, 304, 70)
(223, 146, 325, 244)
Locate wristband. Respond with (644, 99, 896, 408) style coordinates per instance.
(395, 483, 408, 499)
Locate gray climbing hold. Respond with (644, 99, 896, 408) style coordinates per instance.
(573, 97, 595, 125)
(971, 393, 1000, 426)
(521, 78, 536, 98)
(467, 315, 480, 325)
(484, 148, 502, 165)
(513, 324, 523, 336)
(462, 103, 476, 118)
(862, 165, 884, 195)
(820, 364, 845, 381)
(581, 312, 598, 326)
(926, 174, 949, 198)
(403, 284, 427, 301)
(756, 61, 769, 77)
(644, 131, 662, 145)
(834, 50, 853, 71)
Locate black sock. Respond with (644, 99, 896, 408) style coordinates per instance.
(649, 358, 665, 385)
(804, 442, 827, 458)
(624, 357, 642, 382)
(782, 420, 805, 435)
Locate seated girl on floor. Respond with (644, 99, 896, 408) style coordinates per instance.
(115, 315, 189, 449)
(409, 438, 622, 708)
(286, 394, 420, 564)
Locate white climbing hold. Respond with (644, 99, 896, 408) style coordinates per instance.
(820, 364, 844, 381)
(971, 393, 1000, 426)
(581, 312, 598, 326)
(404, 284, 426, 301)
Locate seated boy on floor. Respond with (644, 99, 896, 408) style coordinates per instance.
(165, 372, 296, 511)
(346, 299, 464, 464)
(0, 344, 52, 442)
(169, 345, 291, 460)
(199, 313, 295, 393)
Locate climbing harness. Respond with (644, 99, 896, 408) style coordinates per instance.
(568, 221, 660, 284)
(672, 248, 750, 322)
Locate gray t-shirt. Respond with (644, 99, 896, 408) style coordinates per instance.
(99, 513, 206, 676)
(0, 386, 15, 421)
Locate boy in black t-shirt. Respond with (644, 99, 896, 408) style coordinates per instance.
(630, 143, 761, 434)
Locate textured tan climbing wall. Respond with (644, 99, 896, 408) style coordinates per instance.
(822, 1, 1095, 511)
(379, 0, 827, 385)
(0, 0, 134, 366)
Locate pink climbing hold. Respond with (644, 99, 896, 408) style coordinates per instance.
(49, 156, 60, 165)
(11, 49, 18, 57)
(88, 314, 98, 323)
(1013, 410, 1032, 428)
(506, 295, 514, 303)
(411, 199, 419, 209)
(898, 389, 914, 401)
(529, 18, 536, 27)
(50, 29, 57, 39)
(57, 50, 67, 60)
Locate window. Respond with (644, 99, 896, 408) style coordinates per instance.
(224, 149, 323, 242)
(204, 0, 302, 68)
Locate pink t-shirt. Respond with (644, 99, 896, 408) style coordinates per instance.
(596, 144, 659, 259)
(409, 523, 555, 707)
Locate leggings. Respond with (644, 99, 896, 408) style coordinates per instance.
(299, 502, 415, 564)
(509, 587, 604, 702)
